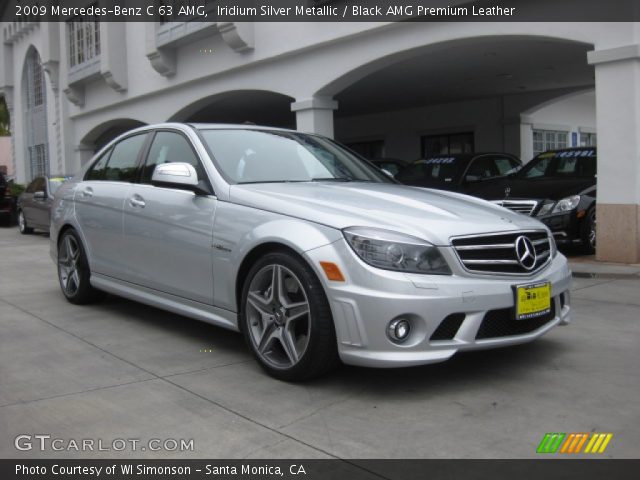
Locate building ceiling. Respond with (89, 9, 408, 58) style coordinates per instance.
(335, 36, 595, 117)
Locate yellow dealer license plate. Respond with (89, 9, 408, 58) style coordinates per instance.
(514, 281, 551, 320)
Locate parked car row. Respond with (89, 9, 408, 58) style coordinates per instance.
(366, 148, 597, 254)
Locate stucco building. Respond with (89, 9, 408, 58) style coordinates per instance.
(0, 5, 638, 262)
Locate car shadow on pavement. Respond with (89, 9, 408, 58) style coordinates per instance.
(92, 294, 565, 393)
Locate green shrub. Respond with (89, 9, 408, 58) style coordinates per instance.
(8, 183, 25, 197)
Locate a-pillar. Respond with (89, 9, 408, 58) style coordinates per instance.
(588, 44, 640, 263)
(291, 97, 338, 139)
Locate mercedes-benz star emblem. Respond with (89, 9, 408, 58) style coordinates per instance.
(514, 235, 537, 270)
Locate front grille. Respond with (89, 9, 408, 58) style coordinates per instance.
(452, 230, 552, 275)
(493, 200, 538, 216)
(476, 301, 556, 339)
(430, 313, 465, 341)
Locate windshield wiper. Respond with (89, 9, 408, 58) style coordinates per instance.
(310, 177, 354, 182)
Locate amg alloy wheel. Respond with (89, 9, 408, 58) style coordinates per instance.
(240, 252, 339, 381)
(18, 210, 33, 234)
(57, 229, 103, 304)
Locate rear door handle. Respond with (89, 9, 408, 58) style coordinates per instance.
(81, 187, 93, 198)
(129, 195, 146, 208)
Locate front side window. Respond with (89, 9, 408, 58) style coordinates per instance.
(141, 131, 204, 183)
(200, 129, 391, 184)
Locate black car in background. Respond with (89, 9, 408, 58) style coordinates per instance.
(395, 153, 521, 194)
(472, 147, 597, 253)
(0, 171, 14, 225)
(17, 176, 71, 234)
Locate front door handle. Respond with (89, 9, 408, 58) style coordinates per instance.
(129, 195, 146, 208)
(81, 187, 93, 198)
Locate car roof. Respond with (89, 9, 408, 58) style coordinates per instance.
(538, 146, 597, 154)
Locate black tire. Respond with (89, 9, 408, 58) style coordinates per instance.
(579, 207, 596, 254)
(57, 229, 104, 304)
(18, 210, 33, 234)
(240, 251, 340, 381)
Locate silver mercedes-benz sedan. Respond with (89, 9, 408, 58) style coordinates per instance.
(50, 123, 572, 380)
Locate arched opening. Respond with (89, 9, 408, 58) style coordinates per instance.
(169, 90, 295, 128)
(319, 36, 594, 163)
(22, 46, 49, 180)
(81, 118, 147, 154)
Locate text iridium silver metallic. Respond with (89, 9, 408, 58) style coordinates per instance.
(50, 124, 571, 377)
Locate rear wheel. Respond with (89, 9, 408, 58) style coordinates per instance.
(18, 210, 33, 234)
(580, 208, 596, 254)
(240, 251, 339, 381)
(57, 229, 104, 304)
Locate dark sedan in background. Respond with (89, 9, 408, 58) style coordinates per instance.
(395, 153, 521, 194)
(17, 176, 71, 234)
(472, 147, 597, 253)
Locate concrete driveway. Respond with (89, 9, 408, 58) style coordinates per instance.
(0, 227, 638, 459)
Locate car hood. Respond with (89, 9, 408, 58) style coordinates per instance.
(470, 177, 596, 201)
(230, 182, 546, 245)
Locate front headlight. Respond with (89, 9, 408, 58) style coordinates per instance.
(552, 195, 580, 213)
(343, 227, 451, 275)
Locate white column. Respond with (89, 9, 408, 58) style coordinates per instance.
(291, 97, 338, 138)
(588, 44, 640, 263)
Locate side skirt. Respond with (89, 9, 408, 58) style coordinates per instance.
(90, 273, 240, 332)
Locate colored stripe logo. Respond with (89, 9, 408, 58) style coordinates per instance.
(537, 433, 613, 454)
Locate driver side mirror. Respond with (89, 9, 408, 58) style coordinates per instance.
(151, 163, 210, 195)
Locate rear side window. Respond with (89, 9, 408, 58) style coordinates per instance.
(104, 134, 148, 182)
(86, 149, 112, 180)
(141, 131, 204, 183)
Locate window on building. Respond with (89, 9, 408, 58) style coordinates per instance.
(580, 132, 597, 147)
(344, 140, 384, 160)
(25, 51, 45, 108)
(532, 129, 568, 157)
(68, 5, 101, 68)
(29, 145, 48, 179)
(421, 132, 474, 158)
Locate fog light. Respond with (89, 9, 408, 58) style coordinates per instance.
(387, 318, 411, 343)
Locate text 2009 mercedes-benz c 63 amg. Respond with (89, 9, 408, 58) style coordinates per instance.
(50, 124, 571, 380)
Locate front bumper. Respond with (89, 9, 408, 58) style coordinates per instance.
(537, 211, 581, 244)
(304, 239, 572, 368)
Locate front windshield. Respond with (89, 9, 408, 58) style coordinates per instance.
(199, 129, 392, 184)
(396, 157, 461, 184)
(517, 149, 596, 179)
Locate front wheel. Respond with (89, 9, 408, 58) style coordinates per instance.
(580, 208, 596, 254)
(240, 251, 339, 381)
(57, 229, 104, 304)
(18, 210, 33, 234)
